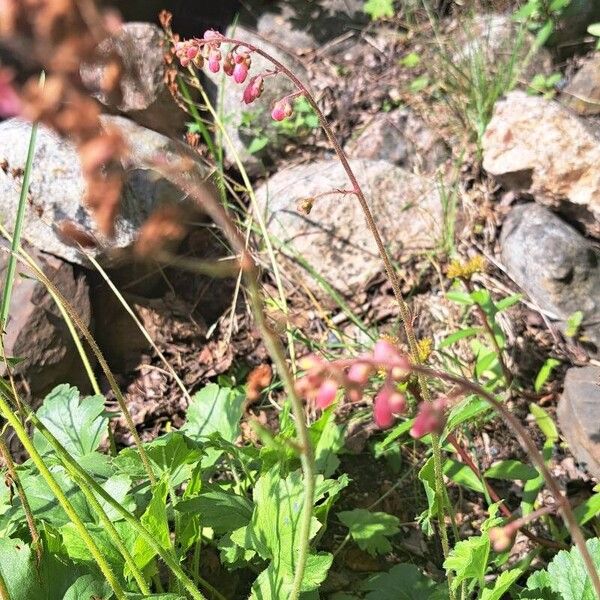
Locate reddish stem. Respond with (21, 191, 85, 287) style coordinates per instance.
(447, 433, 566, 550)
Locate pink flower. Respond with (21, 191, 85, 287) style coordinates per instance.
(347, 362, 372, 386)
(373, 386, 395, 429)
(410, 398, 447, 439)
(315, 379, 338, 409)
(243, 76, 264, 104)
(208, 49, 221, 73)
(233, 61, 248, 84)
(0, 70, 21, 118)
(271, 99, 293, 121)
(203, 29, 222, 46)
(373, 339, 402, 364)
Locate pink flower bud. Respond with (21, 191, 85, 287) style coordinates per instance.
(271, 99, 293, 121)
(388, 391, 406, 414)
(373, 387, 395, 429)
(410, 399, 447, 439)
(347, 362, 372, 386)
(203, 29, 222, 45)
(373, 339, 402, 365)
(0, 70, 21, 118)
(315, 379, 338, 409)
(208, 49, 221, 73)
(233, 61, 249, 84)
(243, 75, 264, 104)
(186, 45, 199, 59)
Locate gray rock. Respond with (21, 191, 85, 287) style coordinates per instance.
(205, 24, 309, 175)
(0, 242, 92, 397)
(344, 109, 448, 172)
(81, 23, 187, 135)
(500, 203, 600, 347)
(563, 53, 600, 116)
(254, 159, 443, 295)
(483, 91, 600, 237)
(452, 13, 552, 80)
(0, 116, 205, 266)
(246, 0, 366, 50)
(558, 365, 600, 478)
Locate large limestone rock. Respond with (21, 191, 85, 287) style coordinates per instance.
(204, 25, 309, 175)
(500, 203, 600, 348)
(242, 0, 366, 50)
(558, 365, 600, 478)
(0, 243, 92, 397)
(344, 108, 448, 172)
(563, 53, 600, 116)
(81, 22, 187, 135)
(254, 159, 443, 295)
(483, 91, 600, 236)
(0, 116, 206, 266)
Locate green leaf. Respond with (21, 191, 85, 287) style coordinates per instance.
(443, 459, 485, 494)
(588, 23, 600, 37)
(34, 385, 108, 459)
(495, 294, 523, 311)
(529, 403, 559, 442)
(444, 534, 490, 591)
(0, 538, 91, 600)
(61, 520, 137, 578)
(566, 311, 584, 337)
(485, 460, 539, 481)
(574, 493, 600, 525)
(535, 20, 554, 47)
(418, 457, 438, 534)
(374, 419, 414, 455)
(62, 574, 112, 600)
(439, 327, 480, 348)
(409, 75, 430, 93)
(337, 509, 400, 556)
(115, 433, 202, 486)
(240, 467, 323, 582)
(363, 0, 394, 20)
(175, 491, 253, 533)
(131, 478, 170, 572)
(248, 136, 269, 154)
(311, 407, 344, 477)
(481, 569, 523, 600)
(400, 52, 421, 68)
(445, 396, 490, 432)
(446, 290, 474, 305)
(523, 568, 559, 599)
(360, 563, 442, 599)
(184, 383, 245, 441)
(546, 537, 600, 600)
(534, 358, 561, 392)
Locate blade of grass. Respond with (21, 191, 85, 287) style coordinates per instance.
(0, 90, 41, 326)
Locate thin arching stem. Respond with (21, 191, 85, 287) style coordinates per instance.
(208, 35, 452, 567)
(412, 364, 600, 598)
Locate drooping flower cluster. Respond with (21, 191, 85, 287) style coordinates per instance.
(172, 29, 296, 122)
(294, 339, 448, 438)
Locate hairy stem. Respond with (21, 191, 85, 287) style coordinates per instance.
(0, 437, 42, 561)
(155, 165, 315, 600)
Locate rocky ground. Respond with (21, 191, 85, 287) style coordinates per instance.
(4, 0, 600, 573)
